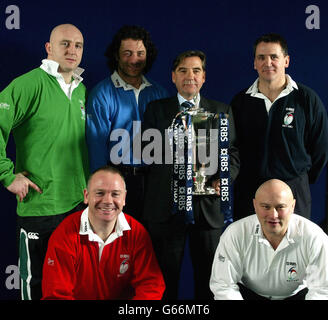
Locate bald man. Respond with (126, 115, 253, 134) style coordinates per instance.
(0, 24, 89, 299)
(210, 179, 328, 300)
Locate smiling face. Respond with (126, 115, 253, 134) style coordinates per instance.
(45, 24, 84, 78)
(117, 38, 147, 83)
(253, 179, 295, 247)
(84, 170, 126, 226)
(254, 41, 289, 85)
(172, 56, 206, 100)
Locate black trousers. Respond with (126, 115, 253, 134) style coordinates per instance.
(121, 173, 146, 222)
(17, 202, 86, 300)
(146, 214, 222, 300)
(238, 283, 309, 300)
(286, 174, 311, 219)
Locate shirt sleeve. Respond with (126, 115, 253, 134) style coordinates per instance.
(41, 226, 77, 300)
(209, 227, 244, 300)
(86, 87, 112, 173)
(305, 233, 328, 300)
(130, 223, 165, 300)
(0, 79, 31, 187)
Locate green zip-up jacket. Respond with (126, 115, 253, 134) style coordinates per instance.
(0, 67, 89, 216)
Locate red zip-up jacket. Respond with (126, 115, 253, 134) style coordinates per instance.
(42, 210, 165, 300)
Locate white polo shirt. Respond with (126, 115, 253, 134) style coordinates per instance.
(210, 214, 328, 300)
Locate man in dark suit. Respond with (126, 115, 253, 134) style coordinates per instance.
(142, 50, 240, 299)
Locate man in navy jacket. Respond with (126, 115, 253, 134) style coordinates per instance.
(231, 33, 328, 222)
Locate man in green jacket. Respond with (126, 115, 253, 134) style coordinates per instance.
(0, 24, 89, 300)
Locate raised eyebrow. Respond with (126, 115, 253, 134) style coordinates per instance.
(94, 188, 122, 192)
(112, 190, 123, 194)
(277, 204, 288, 208)
(60, 40, 84, 46)
(60, 39, 73, 43)
(259, 202, 270, 207)
(94, 189, 105, 194)
(121, 50, 133, 56)
(256, 53, 278, 58)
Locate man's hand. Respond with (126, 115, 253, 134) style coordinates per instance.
(6, 172, 42, 202)
(212, 179, 220, 196)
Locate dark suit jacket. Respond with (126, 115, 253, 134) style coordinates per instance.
(142, 96, 240, 229)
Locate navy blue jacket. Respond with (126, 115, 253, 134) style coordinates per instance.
(231, 82, 328, 184)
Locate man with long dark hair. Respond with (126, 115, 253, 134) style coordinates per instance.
(86, 25, 168, 221)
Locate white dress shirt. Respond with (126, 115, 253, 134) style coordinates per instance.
(177, 93, 200, 108)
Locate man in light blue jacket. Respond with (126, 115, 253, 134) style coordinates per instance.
(86, 25, 168, 221)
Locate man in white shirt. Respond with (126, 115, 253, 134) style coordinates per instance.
(210, 179, 328, 300)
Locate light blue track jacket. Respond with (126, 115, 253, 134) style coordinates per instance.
(86, 73, 169, 172)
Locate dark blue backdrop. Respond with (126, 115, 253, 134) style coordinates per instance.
(0, 0, 326, 299)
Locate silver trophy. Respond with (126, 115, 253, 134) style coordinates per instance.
(185, 105, 220, 195)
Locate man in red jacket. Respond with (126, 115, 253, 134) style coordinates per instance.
(42, 165, 165, 300)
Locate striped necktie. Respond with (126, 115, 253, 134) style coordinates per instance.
(181, 101, 193, 112)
